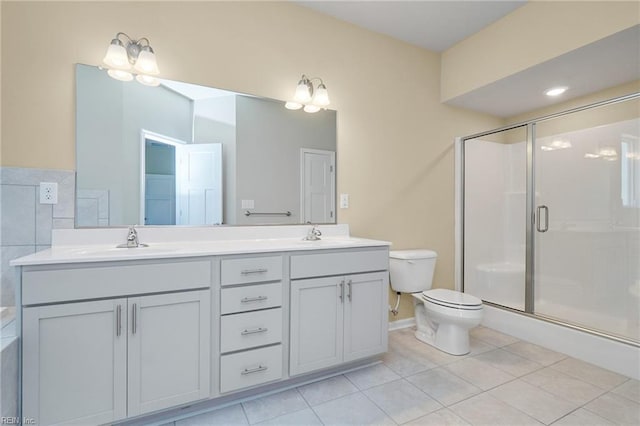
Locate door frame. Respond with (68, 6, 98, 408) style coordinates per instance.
(139, 130, 186, 225)
(299, 148, 336, 224)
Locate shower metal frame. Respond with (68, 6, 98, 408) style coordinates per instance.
(457, 91, 640, 347)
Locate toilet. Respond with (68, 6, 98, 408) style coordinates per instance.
(389, 249, 483, 355)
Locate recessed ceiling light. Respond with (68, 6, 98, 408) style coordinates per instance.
(545, 87, 568, 97)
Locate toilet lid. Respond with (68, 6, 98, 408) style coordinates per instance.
(422, 289, 482, 310)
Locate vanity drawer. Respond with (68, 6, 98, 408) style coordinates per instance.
(22, 259, 212, 305)
(290, 249, 388, 279)
(220, 345, 283, 393)
(221, 256, 283, 286)
(220, 308, 282, 353)
(221, 282, 282, 314)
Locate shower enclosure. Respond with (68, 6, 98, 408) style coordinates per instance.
(459, 93, 640, 345)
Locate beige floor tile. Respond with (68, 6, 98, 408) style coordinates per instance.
(404, 408, 471, 425)
(383, 345, 438, 377)
(469, 326, 519, 347)
(298, 375, 358, 406)
(241, 389, 308, 424)
(406, 367, 481, 406)
(345, 363, 401, 390)
(503, 341, 567, 366)
(445, 357, 515, 390)
(550, 358, 629, 390)
(611, 379, 640, 404)
(489, 379, 579, 424)
(450, 393, 543, 425)
(312, 392, 395, 425)
(175, 404, 248, 426)
(363, 379, 442, 424)
(552, 408, 615, 425)
(473, 348, 543, 377)
(521, 367, 606, 406)
(465, 337, 497, 357)
(255, 408, 322, 425)
(584, 392, 640, 425)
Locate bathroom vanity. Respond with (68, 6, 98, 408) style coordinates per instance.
(11, 225, 389, 425)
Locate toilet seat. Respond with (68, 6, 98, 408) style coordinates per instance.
(422, 289, 482, 310)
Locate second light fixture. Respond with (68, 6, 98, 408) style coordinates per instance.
(285, 74, 330, 113)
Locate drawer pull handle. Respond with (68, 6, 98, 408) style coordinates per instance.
(241, 268, 268, 275)
(241, 296, 268, 303)
(241, 365, 268, 375)
(241, 327, 268, 335)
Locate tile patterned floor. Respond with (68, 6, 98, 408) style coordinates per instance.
(164, 326, 639, 425)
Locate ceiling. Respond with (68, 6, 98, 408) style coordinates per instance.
(296, 1, 639, 118)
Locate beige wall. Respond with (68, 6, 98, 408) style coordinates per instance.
(441, 1, 640, 102)
(0, 2, 502, 321)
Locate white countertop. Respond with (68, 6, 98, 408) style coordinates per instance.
(10, 225, 390, 266)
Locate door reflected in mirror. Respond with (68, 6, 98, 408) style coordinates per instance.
(75, 64, 337, 227)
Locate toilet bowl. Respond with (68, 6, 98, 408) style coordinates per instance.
(389, 250, 483, 355)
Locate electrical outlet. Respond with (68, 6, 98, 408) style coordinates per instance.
(40, 182, 58, 204)
(241, 199, 255, 209)
(340, 193, 349, 209)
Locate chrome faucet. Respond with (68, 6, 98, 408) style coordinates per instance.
(126, 226, 139, 247)
(117, 225, 148, 248)
(303, 225, 322, 241)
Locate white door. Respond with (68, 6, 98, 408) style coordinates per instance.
(176, 143, 223, 225)
(290, 276, 343, 376)
(23, 299, 128, 426)
(128, 291, 211, 416)
(343, 272, 389, 362)
(300, 149, 335, 223)
(144, 174, 175, 225)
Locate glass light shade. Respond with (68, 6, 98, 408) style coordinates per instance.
(598, 147, 617, 157)
(550, 139, 571, 149)
(134, 48, 160, 75)
(584, 153, 600, 159)
(136, 74, 160, 87)
(545, 86, 568, 97)
(313, 84, 330, 107)
(285, 101, 303, 110)
(103, 42, 130, 70)
(303, 104, 320, 113)
(294, 81, 312, 103)
(107, 68, 134, 82)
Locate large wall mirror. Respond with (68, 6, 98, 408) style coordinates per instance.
(75, 64, 337, 227)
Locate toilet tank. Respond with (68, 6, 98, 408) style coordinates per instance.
(389, 250, 437, 293)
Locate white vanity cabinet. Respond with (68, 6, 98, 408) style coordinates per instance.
(219, 255, 285, 393)
(289, 249, 389, 376)
(21, 259, 212, 425)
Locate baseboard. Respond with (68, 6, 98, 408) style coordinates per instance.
(388, 317, 415, 331)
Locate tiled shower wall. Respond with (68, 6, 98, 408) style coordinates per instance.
(0, 167, 76, 306)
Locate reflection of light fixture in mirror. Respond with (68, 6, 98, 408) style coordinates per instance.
(545, 86, 568, 97)
(541, 138, 572, 151)
(584, 153, 600, 159)
(103, 32, 160, 86)
(584, 147, 619, 161)
(286, 74, 330, 113)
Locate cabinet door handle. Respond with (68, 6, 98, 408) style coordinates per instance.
(132, 303, 137, 335)
(241, 365, 268, 375)
(241, 327, 268, 335)
(339, 280, 344, 303)
(116, 304, 122, 337)
(347, 279, 352, 302)
(241, 296, 268, 303)
(240, 268, 268, 275)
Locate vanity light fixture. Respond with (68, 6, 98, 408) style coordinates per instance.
(285, 74, 330, 113)
(102, 32, 160, 86)
(545, 86, 568, 97)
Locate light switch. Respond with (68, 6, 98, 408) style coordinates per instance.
(340, 193, 349, 209)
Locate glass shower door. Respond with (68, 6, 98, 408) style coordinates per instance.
(533, 99, 640, 342)
(463, 126, 528, 311)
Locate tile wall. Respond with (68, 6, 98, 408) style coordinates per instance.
(0, 167, 75, 306)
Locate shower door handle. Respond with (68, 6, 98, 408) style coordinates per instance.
(536, 205, 549, 233)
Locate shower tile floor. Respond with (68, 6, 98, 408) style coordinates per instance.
(163, 327, 639, 426)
